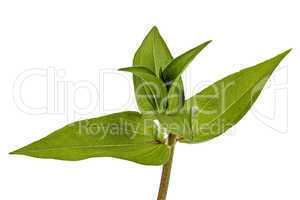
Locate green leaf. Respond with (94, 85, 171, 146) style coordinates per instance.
(133, 26, 173, 76)
(182, 49, 291, 143)
(10, 111, 171, 165)
(133, 26, 173, 113)
(119, 67, 168, 113)
(164, 41, 211, 114)
(163, 40, 212, 83)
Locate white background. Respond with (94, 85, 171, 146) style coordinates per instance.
(0, 0, 299, 199)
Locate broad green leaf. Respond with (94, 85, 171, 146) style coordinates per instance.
(163, 40, 212, 83)
(119, 67, 168, 113)
(10, 112, 171, 165)
(182, 49, 291, 143)
(133, 26, 174, 113)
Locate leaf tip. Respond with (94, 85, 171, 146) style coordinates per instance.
(206, 40, 213, 45)
(193, 39, 212, 52)
(281, 48, 292, 57)
(268, 48, 292, 65)
(118, 67, 131, 72)
(201, 40, 213, 49)
(9, 148, 21, 155)
(9, 151, 15, 155)
(150, 25, 159, 32)
(10, 145, 30, 156)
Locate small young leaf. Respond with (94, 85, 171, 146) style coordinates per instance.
(133, 26, 173, 76)
(163, 40, 212, 83)
(164, 41, 210, 114)
(120, 65, 156, 75)
(119, 67, 168, 113)
(182, 49, 291, 143)
(133, 26, 173, 113)
(10, 112, 171, 165)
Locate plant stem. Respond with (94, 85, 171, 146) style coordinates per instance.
(157, 134, 177, 200)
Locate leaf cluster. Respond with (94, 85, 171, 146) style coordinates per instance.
(11, 26, 291, 165)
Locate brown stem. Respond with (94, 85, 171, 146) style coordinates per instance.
(157, 134, 177, 200)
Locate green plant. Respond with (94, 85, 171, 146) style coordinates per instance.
(11, 26, 291, 200)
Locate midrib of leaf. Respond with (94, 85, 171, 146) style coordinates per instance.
(152, 30, 162, 76)
(152, 30, 172, 76)
(17, 141, 161, 152)
(152, 32, 157, 74)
